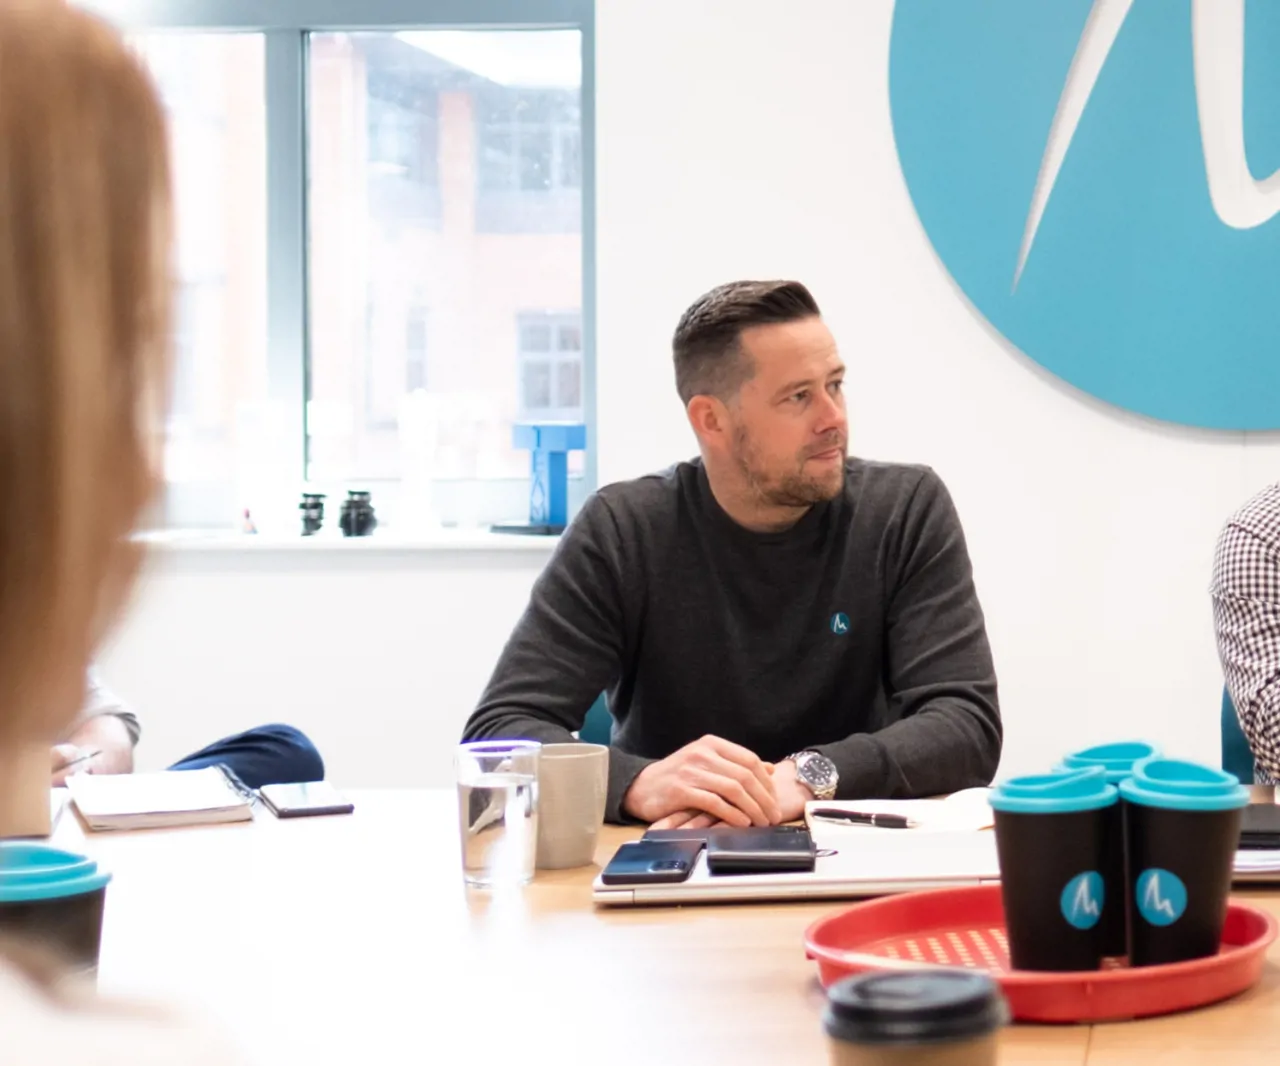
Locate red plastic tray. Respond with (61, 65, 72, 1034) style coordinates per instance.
(804, 884, 1276, 1023)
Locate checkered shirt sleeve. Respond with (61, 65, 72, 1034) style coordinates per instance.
(1212, 484, 1280, 784)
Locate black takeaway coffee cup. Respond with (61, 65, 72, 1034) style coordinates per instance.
(0, 842, 112, 976)
(989, 766, 1118, 971)
(1119, 757, 1248, 966)
(823, 970, 1007, 1066)
(1058, 740, 1161, 957)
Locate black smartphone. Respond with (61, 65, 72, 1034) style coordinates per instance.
(705, 825, 816, 874)
(600, 839, 705, 885)
(258, 781, 355, 819)
(1239, 803, 1280, 848)
(642, 827, 717, 843)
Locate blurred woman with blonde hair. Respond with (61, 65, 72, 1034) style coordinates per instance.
(0, 2, 240, 1060)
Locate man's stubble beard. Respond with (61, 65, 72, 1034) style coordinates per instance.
(731, 425, 846, 510)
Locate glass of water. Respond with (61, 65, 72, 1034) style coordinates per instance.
(456, 740, 541, 888)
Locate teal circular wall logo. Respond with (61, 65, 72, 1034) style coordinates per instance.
(890, 0, 1280, 429)
(1060, 871, 1104, 930)
(830, 612, 851, 635)
(1135, 868, 1187, 926)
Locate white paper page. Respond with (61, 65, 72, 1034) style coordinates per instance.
(67, 768, 244, 818)
(804, 787, 995, 834)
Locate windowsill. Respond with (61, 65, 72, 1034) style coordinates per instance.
(133, 527, 561, 553)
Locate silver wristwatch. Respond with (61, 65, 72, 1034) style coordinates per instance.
(789, 750, 838, 801)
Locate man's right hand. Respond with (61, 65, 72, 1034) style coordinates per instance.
(622, 735, 780, 827)
(50, 743, 93, 787)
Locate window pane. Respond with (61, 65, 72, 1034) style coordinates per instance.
(129, 34, 267, 487)
(556, 360, 581, 409)
(559, 129, 582, 188)
(478, 128, 516, 192)
(558, 322, 581, 352)
(520, 321, 552, 352)
(307, 30, 584, 491)
(522, 361, 552, 409)
(518, 127, 553, 191)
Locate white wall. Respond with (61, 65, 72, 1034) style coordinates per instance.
(99, 546, 549, 786)
(103, 0, 1280, 786)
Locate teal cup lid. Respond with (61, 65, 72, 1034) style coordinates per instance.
(1119, 757, 1249, 812)
(989, 766, 1118, 814)
(0, 842, 111, 903)
(1061, 741, 1160, 782)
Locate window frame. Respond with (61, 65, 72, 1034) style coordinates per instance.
(85, 0, 597, 529)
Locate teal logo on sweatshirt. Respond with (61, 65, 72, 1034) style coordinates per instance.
(830, 612, 850, 635)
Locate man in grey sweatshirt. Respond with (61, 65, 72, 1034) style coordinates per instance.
(464, 280, 1001, 826)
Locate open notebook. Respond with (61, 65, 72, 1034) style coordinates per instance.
(803, 788, 997, 834)
(67, 767, 254, 831)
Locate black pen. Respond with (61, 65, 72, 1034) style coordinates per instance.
(58, 748, 102, 774)
(810, 807, 918, 829)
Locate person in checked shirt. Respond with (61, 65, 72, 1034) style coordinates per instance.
(1212, 483, 1280, 782)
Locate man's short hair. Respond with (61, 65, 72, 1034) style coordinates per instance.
(672, 280, 821, 405)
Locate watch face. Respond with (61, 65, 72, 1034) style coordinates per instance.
(801, 754, 837, 790)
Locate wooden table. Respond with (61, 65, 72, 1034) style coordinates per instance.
(52, 789, 1280, 1066)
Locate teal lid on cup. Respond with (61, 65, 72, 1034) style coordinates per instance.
(989, 766, 1118, 814)
(1060, 741, 1160, 783)
(0, 842, 111, 903)
(1119, 758, 1249, 812)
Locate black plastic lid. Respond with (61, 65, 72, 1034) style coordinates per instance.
(823, 971, 1007, 1046)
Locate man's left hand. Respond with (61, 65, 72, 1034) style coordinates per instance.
(769, 759, 812, 823)
(651, 762, 813, 829)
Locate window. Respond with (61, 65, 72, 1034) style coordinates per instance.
(479, 89, 581, 191)
(518, 312, 583, 421)
(361, 296, 428, 428)
(126, 34, 267, 491)
(362, 36, 442, 225)
(308, 29, 585, 490)
(405, 305, 428, 393)
(476, 85, 581, 233)
(91, 2, 592, 533)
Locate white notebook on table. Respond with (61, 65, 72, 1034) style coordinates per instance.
(803, 787, 997, 834)
(67, 767, 254, 831)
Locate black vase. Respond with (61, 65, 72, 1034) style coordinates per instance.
(299, 493, 326, 536)
(339, 490, 377, 537)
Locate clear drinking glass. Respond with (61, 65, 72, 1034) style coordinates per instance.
(456, 740, 541, 888)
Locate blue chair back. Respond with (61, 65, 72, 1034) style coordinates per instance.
(579, 693, 613, 746)
(1221, 688, 1256, 784)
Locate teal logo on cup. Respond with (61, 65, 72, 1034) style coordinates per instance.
(830, 612, 850, 635)
(1059, 871, 1103, 930)
(1136, 868, 1187, 926)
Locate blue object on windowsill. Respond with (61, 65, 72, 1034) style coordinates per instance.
(491, 422, 586, 536)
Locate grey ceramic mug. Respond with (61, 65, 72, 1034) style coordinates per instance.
(535, 743, 609, 870)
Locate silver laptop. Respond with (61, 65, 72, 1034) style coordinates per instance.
(592, 827, 1002, 906)
(1232, 849, 1280, 883)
